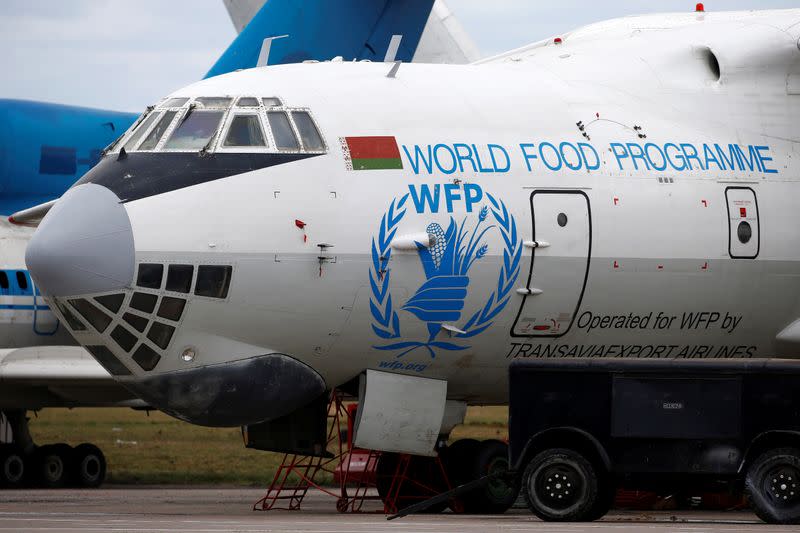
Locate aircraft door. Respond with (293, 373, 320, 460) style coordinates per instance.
(725, 187, 759, 259)
(512, 190, 591, 337)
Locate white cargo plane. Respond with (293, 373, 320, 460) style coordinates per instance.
(1, 0, 478, 491)
(20, 6, 800, 512)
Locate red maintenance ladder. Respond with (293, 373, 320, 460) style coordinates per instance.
(253, 392, 456, 514)
(253, 392, 350, 511)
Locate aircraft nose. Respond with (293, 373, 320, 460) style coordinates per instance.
(26, 184, 135, 297)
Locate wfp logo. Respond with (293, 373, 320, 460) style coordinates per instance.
(369, 188, 522, 359)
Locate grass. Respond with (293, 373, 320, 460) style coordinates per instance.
(28, 405, 508, 485)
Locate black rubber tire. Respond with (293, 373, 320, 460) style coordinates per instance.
(0, 444, 26, 488)
(32, 443, 71, 488)
(458, 440, 519, 514)
(523, 448, 599, 521)
(70, 443, 106, 488)
(442, 439, 481, 512)
(586, 471, 615, 521)
(442, 438, 481, 485)
(745, 447, 800, 524)
(375, 453, 448, 513)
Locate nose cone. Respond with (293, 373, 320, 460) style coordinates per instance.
(26, 184, 135, 297)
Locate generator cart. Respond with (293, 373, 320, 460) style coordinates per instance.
(509, 359, 800, 524)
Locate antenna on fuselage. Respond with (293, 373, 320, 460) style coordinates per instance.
(384, 34, 403, 63)
(256, 34, 289, 67)
(385, 34, 403, 79)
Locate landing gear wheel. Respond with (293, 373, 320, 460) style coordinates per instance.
(0, 444, 26, 488)
(376, 453, 448, 513)
(70, 443, 106, 488)
(456, 440, 518, 514)
(523, 448, 599, 521)
(746, 447, 800, 524)
(32, 443, 71, 488)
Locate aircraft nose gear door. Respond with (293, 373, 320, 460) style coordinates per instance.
(725, 187, 759, 259)
(512, 190, 591, 337)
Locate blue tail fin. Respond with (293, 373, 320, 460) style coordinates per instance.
(205, 0, 435, 78)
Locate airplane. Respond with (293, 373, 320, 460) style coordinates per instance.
(25, 2, 800, 515)
(2, 0, 476, 489)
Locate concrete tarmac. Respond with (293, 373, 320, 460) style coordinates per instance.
(0, 487, 792, 532)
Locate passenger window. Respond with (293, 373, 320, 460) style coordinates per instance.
(292, 112, 325, 151)
(195, 97, 232, 108)
(195, 266, 232, 299)
(224, 115, 267, 147)
(262, 97, 282, 108)
(123, 111, 161, 151)
(237, 97, 259, 107)
(267, 112, 299, 151)
(137, 264, 163, 289)
(138, 111, 177, 150)
(160, 97, 189, 108)
(163, 111, 225, 151)
(166, 264, 193, 293)
(16, 272, 28, 291)
(0, 272, 8, 290)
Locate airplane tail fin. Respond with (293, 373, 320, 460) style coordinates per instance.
(206, 0, 436, 79)
(220, 0, 479, 67)
(413, 0, 480, 64)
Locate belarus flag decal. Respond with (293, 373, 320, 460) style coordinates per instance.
(340, 136, 403, 171)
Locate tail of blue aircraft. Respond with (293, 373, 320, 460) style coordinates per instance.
(206, 0, 435, 78)
(1, 0, 438, 215)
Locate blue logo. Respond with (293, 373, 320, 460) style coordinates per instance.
(370, 189, 522, 359)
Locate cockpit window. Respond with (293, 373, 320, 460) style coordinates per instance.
(291, 111, 325, 151)
(195, 97, 232, 108)
(160, 97, 189, 108)
(163, 111, 225, 151)
(224, 114, 267, 147)
(263, 97, 282, 108)
(122, 111, 161, 151)
(267, 111, 299, 151)
(237, 97, 259, 107)
(138, 111, 178, 151)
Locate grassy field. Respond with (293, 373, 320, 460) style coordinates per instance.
(28, 405, 507, 485)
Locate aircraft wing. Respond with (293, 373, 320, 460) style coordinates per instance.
(222, 0, 478, 64)
(0, 346, 145, 409)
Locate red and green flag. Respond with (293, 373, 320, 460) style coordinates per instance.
(342, 136, 403, 171)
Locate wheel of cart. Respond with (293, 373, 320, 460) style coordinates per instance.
(745, 447, 800, 524)
(522, 446, 613, 522)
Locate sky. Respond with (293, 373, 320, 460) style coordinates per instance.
(1, 0, 797, 112)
